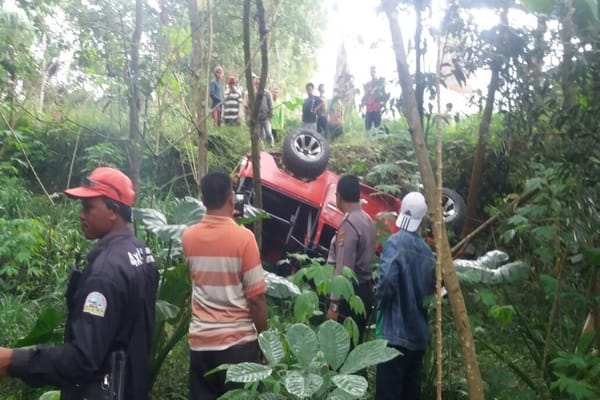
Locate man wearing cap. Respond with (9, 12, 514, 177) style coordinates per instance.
(326, 175, 376, 344)
(222, 75, 242, 126)
(0, 167, 159, 400)
(210, 65, 225, 126)
(375, 192, 435, 400)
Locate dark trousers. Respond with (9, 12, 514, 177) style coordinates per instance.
(365, 111, 381, 130)
(189, 340, 260, 400)
(375, 345, 425, 400)
(317, 115, 328, 134)
(338, 280, 374, 344)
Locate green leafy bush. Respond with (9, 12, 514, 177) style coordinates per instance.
(217, 321, 400, 399)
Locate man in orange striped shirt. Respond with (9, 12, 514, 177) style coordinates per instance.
(182, 171, 267, 400)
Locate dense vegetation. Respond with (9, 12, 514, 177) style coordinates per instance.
(1, 0, 599, 399)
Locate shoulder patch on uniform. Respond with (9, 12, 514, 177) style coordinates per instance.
(338, 229, 346, 246)
(83, 291, 107, 317)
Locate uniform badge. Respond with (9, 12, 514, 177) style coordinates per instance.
(83, 291, 107, 317)
(338, 229, 346, 247)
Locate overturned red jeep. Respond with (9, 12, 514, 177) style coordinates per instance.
(235, 129, 465, 265)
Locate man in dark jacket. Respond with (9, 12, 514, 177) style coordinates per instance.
(0, 167, 159, 400)
(375, 192, 435, 400)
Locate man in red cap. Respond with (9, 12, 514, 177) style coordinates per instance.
(0, 167, 159, 400)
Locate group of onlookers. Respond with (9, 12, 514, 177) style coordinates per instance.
(210, 64, 388, 144)
(209, 64, 388, 145)
(300, 65, 387, 137)
(209, 65, 276, 146)
(209, 65, 347, 144)
(301, 82, 344, 140)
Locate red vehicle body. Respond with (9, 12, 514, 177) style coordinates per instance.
(236, 151, 400, 264)
(236, 128, 464, 267)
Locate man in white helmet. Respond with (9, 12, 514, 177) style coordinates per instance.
(375, 192, 435, 400)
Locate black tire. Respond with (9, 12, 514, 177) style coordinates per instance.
(441, 187, 466, 233)
(282, 128, 330, 179)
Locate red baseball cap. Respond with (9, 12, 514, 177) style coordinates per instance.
(64, 167, 136, 207)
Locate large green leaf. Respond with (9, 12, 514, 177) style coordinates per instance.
(134, 207, 185, 242)
(38, 391, 60, 400)
(265, 272, 301, 299)
(171, 196, 205, 225)
(317, 320, 349, 370)
(327, 388, 356, 400)
(155, 299, 180, 323)
(258, 330, 285, 365)
(283, 371, 323, 398)
(342, 318, 360, 347)
(158, 263, 191, 305)
(347, 295, 365, 316)
(13, 307, 63, 347)
(225, 362, 272, 383)
(330, 275, 355, 300)
(339, 339, 401, 375)
(293, 291, 319, 322)
(331, 374, 368, 397)
(134, 197, 205, 242)
(308, 263, 334, 289)
(216, 388, 250, 400)
(285, 323, 318, 367)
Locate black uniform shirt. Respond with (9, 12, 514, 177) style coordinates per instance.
(10, 227, 159, 400)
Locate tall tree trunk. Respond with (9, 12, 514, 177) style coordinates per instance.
(434, 32, 446, 400)
(187, 0, 209, 190)
(462, 65, 499, 235)
(382, 2, 484, 398)
(462, 8, 507, 236)
(126, 0, 143, 186)
(243, 0, 270, 247)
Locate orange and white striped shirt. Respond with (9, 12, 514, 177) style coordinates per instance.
(182, 215, 266, 351)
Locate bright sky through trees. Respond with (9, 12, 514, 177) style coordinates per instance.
(315, 0, 537, 114)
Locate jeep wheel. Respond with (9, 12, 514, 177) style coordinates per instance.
(282, 128, 330, 179)
(441, 187, 466, 232)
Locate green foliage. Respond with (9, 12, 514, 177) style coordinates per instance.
(82, 142, 126, 171)
(0, 175, 31, 219)
(0, 294, 47, 347)
(0, 212, 84, 298)
(12, 307, 64, 347)
(217, 321, 400, 399)
(0, 218, 50, 290)
(135, 196, 205, 246)
(550, 340, 600, 400)
(150, 262, 191, 387)
(0, 9, 36, 90)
